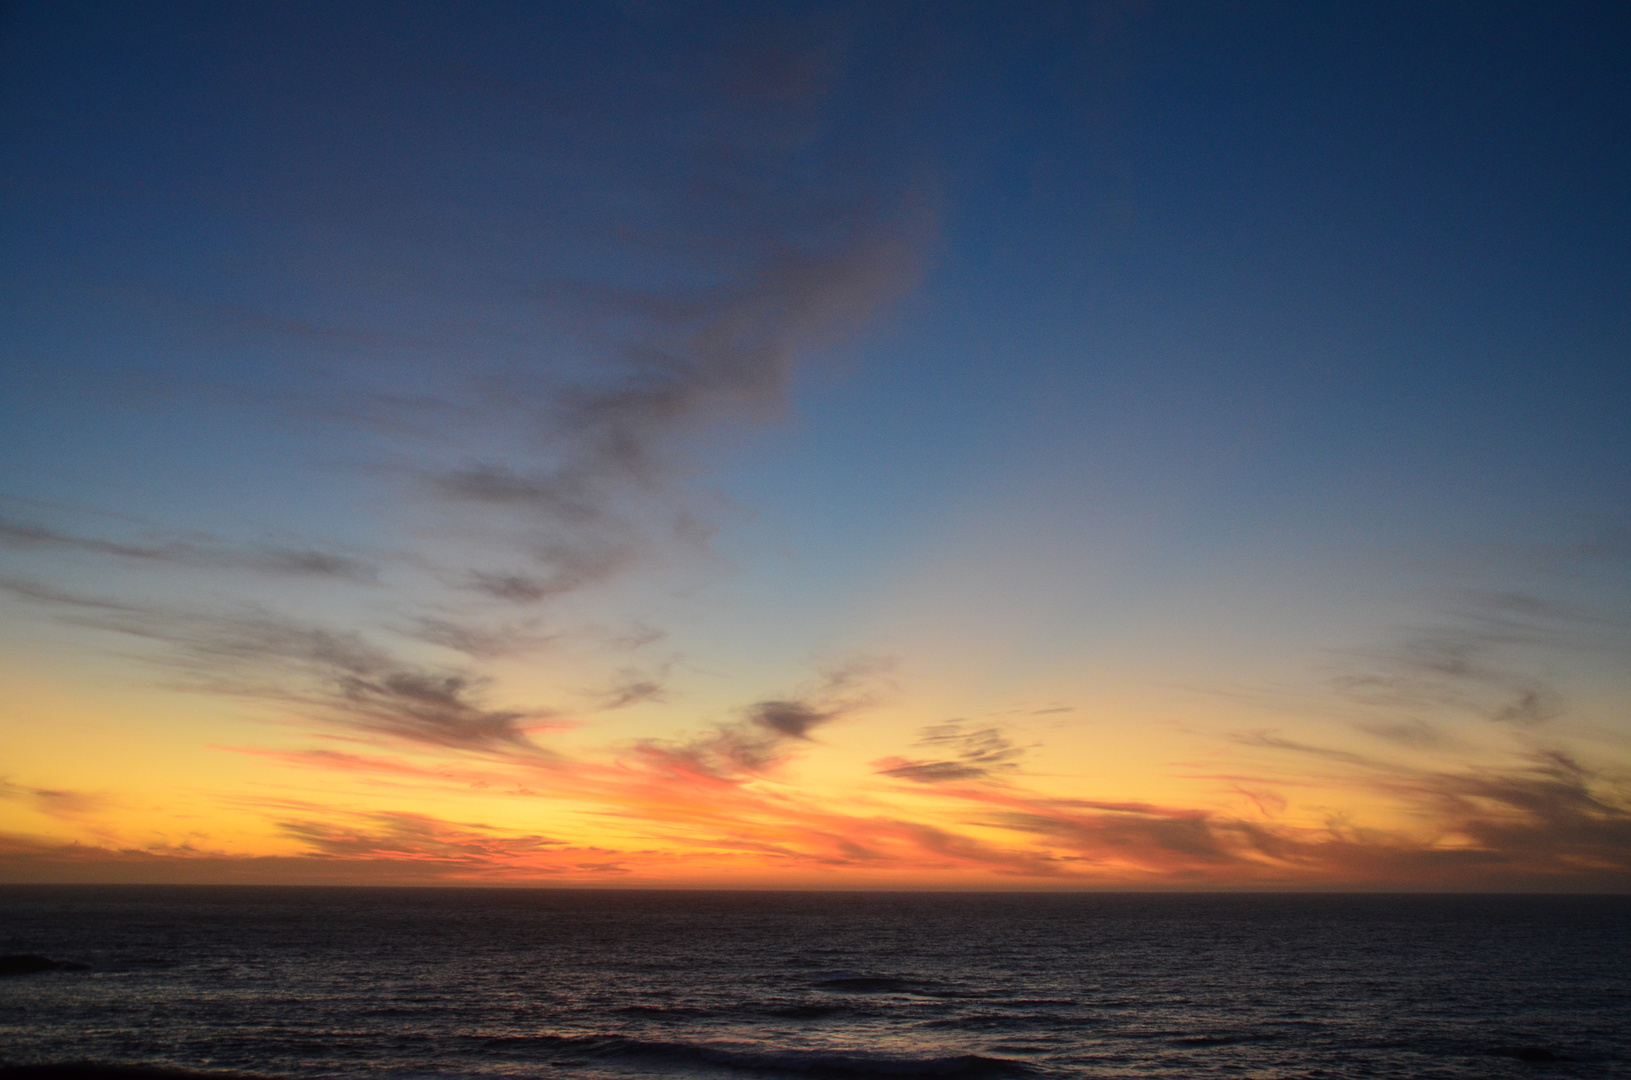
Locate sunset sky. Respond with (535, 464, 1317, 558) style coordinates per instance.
(2, 1, 1629, 889)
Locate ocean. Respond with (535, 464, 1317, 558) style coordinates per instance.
(1, 888, 1626, 1079)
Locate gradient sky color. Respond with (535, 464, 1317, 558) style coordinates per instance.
(2, 1, 1629, 888)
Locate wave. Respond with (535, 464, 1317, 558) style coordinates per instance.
(811, 978, 918, 994)
(3, 1052, 1033, 1080)
(806, 974, 974, 999)
(482, 1034, 1035, 1078)
(1165, 1033, 1285, 1047)
(760, 1004, 850, 1019)
(0, 1067, 267, 1080)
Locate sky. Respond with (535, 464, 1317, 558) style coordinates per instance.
(2, 1, 1629, 889)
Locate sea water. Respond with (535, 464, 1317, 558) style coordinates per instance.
(1, 888, 1626, 1079)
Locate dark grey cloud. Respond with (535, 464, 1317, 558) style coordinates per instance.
(1220, 729, 1631, 882)
(1339, 590, 1630, 730)
(0, 781, 104, 820)
(277, 15, 928, 631)
(1353, 717, 1451, 749)
(326, 671, 540, 753)
(457, 537, 638, 604)
(0, 515, 378, 582)
(879, 720, 1025, 783)
(598, 669, 667, 711)
(978, 748, 1631, 886)
(1232, 730, 1392, 771)
(881, 760, 991, 783)
(434, 465, 602, 520)
(1188, 586, 1629, 742)
(1281, 588, 1631, 748)
(362, 17, 932, 612)
(274, 811, 561, 860)
(465, 572, 554, 602)
(402, 615, 549, 661)
(414, 188, 925, 604)
(750, 699, 831, 739)
(0, 578, 550, 755)
(1413, 749, 1631, 861)
(638, 657, 890, 777)
(1002, 807, 1233, 862)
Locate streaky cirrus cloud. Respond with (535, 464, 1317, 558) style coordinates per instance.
(876, 741, 1631, 888)
(0, 513, 379, 582)
(877, 720, 1027, 783)
(0, 578, 553, 755)
(0, 6, 933, 772)
(633, 657, 894, 780)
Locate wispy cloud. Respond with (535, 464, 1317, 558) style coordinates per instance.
(402, 615, 549, 660)
(634, 658, 891, 779)
(0, 9, 932, 764)
(0, 579, 553, 755)
(1188, 588, 1630, 754)
(0, 515, 378, 582)
(876, 720, 1026, 783)
(274, 810, 568, 866)
(596, 668, 669, 711)
(873, 729, 1631, 887)
(1330, 590, 1625, 730)
(0, 780, 106, 822)
(0, 808, 632, 885)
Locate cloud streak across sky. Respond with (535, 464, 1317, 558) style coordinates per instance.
(2, 2, 1629, 888)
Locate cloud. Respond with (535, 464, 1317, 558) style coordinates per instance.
(635, 718, 807, 780)
(597, 668, 668, 710)
(0, 579, 552, 755)
(0, 781, 105, 821)
(409, 187, 927, 608)
(1396, 749, 1631, 867)
(404, 615, 548, 660)
(325, 670, 545, 754)
(1231, 730, 1392, 771)
(635, 658, 891, 779)
(750, 699, 832, 739)
(336, 16, 934, 622)
(877, 720, 1026, 783)
(274, 810, 566, 864)
(1330, 590, 1628, 731)
(464, 572, 558, 603)
(0, 807, 632, 884)
(967, 762, 1631, 888)
(0, 515, 378, 582)
(433, 464, 604, 520)
(867, 717, 1631, 887)
(1353, 717, 1452, 749)
(1180, 589, 1630, 750)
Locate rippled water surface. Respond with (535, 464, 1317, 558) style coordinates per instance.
(1, 888, 1627, 1079)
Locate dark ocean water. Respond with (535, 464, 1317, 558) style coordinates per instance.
(1, 889, 1627, 1080)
